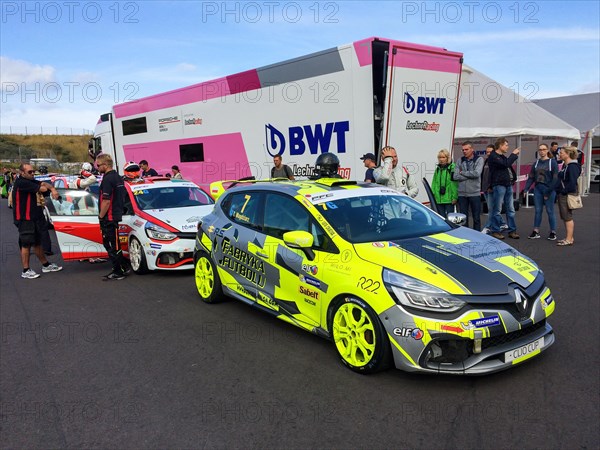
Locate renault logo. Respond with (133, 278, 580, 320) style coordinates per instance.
(514, 288, 528, 314)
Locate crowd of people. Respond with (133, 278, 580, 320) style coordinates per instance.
(359, 139, 583, 246)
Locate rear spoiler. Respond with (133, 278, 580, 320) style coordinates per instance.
(209, 176, 257, 200)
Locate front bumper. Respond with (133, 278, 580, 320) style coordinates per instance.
(143, 237, 196, 271)
(380, 287, 556, 375)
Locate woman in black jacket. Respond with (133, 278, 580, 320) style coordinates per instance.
(555, 146, 581, 246)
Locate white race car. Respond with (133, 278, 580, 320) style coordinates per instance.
(47, 177, 214, 273)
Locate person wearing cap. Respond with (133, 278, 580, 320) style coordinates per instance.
(360, 153, 377, 183)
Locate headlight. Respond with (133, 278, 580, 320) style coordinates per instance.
(145, 222, 177, 241)
(383, 269, 465, 313)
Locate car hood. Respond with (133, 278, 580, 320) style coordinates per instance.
(353, 226, 539, 295)
(144, 205, 214, 232)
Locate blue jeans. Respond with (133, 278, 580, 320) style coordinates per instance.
(437, 203, 455, 218)
(458, 196, 481, 231)
(491, 185, 516, 233)
(483, 191, 506, 229)
(533, 186, 556, 231)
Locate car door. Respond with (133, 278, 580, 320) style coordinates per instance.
(213, 191, 263, 301)
(254, 192, 336, 327)
(46, 188, 107, 260)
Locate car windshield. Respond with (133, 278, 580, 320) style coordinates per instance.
(316, 194, 451, 243)
(133, 186, 214, 210)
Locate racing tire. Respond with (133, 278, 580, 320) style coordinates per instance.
(330, 297, 391, 374)
(194, 252, 224, 303)
(128, 236, 149, 274)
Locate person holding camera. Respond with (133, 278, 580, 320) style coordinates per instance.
(488, 138, 520, 240)
(453, 142, 484, 230)
(431, 149, 458, 217)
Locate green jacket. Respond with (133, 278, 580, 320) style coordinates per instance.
(432, 163, 458, 204)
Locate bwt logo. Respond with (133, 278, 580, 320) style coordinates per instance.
(265, 121, 350, 157)
(403, 92, 446, 115)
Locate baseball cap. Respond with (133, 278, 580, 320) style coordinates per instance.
(360, 153, 376, 161)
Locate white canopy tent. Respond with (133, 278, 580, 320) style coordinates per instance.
(455, 65, 580, 140)
(453, 65, 580, 193)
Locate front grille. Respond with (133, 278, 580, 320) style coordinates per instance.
(481, 320, 546, 350)
(174, 232, 196, 239)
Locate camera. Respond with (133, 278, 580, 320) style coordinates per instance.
(439, 186, 446, 195)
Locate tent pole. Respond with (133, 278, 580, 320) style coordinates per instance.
(582, 130, 593, 196)
(516, 135, 522, 199)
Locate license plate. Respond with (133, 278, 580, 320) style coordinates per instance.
(505, 337, 544, 363)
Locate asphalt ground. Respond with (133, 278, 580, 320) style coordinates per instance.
(1, 190, 598, 449)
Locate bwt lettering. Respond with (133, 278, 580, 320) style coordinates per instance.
(265, 121, 350, 157)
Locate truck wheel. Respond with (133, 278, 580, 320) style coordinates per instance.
(195, 252, 224, 303)
(129, 236, 149, 274)
(330, 297, 391, 374)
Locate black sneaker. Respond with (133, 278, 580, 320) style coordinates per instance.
(103, 272, 125, 281)
(122, 267, 132, 276)
(528, 231, 540, 239)
(547, 232, 557, 241)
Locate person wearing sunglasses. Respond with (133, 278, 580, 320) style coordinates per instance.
(11, 163, 63, 279)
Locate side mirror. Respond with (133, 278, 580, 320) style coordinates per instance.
(283, 230, 315, 261)
(446, 212, 467, 226)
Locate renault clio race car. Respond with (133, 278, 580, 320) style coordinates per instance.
(48, 177, 214, 273)
(193, 178, 555, 375)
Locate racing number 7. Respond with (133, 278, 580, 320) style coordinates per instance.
(240, 194, 251, 213)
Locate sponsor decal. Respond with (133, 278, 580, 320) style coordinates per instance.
(304, 298, 316, 306)
(133, 219, 144, 227)
(461, 315, 500, 330)
(150, 243, 162, 249)
(403, 92, 446, 115)
(541, 294, 554, 309)
(406, 120, 440, 132)
(181, 224, 197, 231)
(299, 274, 321, 289)
(298, 285, 320, 301)
(441, 324, 463, 334)
(184, 117, 203, 126)
(158, 116, 180, 124)
(302, 264, 318, 275)
(187, 216, 203, 223)
(258, 291, 278, 310)
(309, 193, 334, 202)
(393, 327, 424, 340)
(119, 236, 128, 244)
(265, 121, 350, 157)
(218, 238, 266, 287)
(207, 225, 215, 233)
(372, 242, 385, 248)
(159, 116, 180, 133)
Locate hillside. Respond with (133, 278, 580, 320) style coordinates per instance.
(0, 134, 91, 164)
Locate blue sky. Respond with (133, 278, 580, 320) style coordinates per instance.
(1, 1, 599, 132)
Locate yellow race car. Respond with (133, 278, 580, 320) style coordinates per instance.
(193, 178, 555, 375)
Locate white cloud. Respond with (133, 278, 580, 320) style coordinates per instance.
(0, 56, 56, 85)
(175, 63, 197, 72)
(411, 27, 599, 46)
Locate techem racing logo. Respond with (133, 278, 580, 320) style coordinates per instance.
(265, 121, 350, 157)
(403, 92, 446, 115)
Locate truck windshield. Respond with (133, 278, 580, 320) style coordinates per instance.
(316, 194, 451, 243)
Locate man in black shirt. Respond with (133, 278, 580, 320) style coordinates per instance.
(12, 163, 63, 279)
(139, 160, 159, 177)
(97, 154, 128, 280)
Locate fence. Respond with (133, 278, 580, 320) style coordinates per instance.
(0, 126, 93, 135)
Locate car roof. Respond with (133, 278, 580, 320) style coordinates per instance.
(216, 179, 403, 203)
